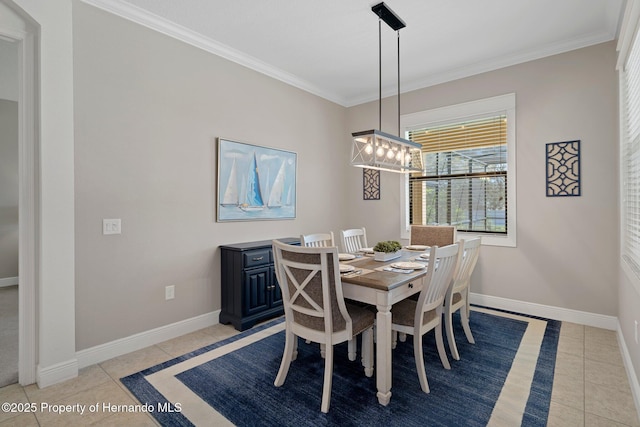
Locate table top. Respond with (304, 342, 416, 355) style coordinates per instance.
(340, 249, 429, 291)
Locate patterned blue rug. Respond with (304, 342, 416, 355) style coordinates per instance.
(122, 307, 560, 426)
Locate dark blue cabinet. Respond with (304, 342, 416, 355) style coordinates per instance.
(219, 237, 298, 331)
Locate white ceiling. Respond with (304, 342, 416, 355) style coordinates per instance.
(85, 0, 625, 107)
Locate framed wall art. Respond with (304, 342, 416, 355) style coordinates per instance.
(546, 140, 581, 197)
(217, 138, 297, 221)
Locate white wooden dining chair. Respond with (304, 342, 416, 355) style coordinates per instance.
(272, 240, 374, 413)
(410, 225, 457, 247)
(300, 231, 361, 360)
(340, 227, 368, 253)
(444, 237, 481, 360)
(390, 242, 462, 393)
(301, 232, 335, 248)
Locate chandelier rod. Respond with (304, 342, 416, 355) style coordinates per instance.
(397, 29, 400, 138)
(379, 18, 382, 131)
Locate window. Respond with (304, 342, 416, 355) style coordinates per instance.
(400, 94, 516, 247)
(621, 18, 640, 277)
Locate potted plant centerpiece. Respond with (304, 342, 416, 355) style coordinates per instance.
(373, 240, 402, 261)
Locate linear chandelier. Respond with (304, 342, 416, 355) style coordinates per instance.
(351, 2, 423, 174)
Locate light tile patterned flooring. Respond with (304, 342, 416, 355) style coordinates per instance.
(0, 321, 638, 426)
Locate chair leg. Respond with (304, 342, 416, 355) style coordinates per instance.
(445, 306, 460, 361)
(293, 334, 298, 361)
(361, 328, 374, 377)
(413, 332, 430, 393)
(348, 338, 356, 361)
(321, 344, 334, 413)
(392, 330, 398, 349)
(320, 343, 326, 358)
(399, 332, 407, 342)
(435, 321, 451, 370)
(274, 330, 296, 387)
(460, 302, 475, 344)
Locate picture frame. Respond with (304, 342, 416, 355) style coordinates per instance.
(217, 138, 297, 221)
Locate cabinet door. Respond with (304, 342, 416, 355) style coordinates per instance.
(243, 266, 271, 316)
(270, 266, 283, 308)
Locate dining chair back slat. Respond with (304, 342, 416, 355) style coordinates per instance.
(301, 232, 335, 248)
(340, 228, 368, 253)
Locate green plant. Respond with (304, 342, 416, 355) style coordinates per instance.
(373, 240, 402, 253)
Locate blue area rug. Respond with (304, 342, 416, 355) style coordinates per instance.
(121, 307, 560, 426)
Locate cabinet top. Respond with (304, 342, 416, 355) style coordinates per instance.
(219, 237, 299, 251)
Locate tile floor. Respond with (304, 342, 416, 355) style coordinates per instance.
(0, 321, 638, 426)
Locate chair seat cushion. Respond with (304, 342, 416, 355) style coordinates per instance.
(452, 292, 462, 305)
(391, 299, 438, 327)
(346, 303, 375, 335)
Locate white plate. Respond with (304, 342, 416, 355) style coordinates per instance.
(339, 264, 355, 273)
(406, 245, 429, 251)
(390, 261, 427, 270)
(359, 247, 375, 254)
(418, 253, 430, 260)
(339, 253, 356, 261)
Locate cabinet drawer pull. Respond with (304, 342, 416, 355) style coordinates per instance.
(252, 256, 264, 261)
(408, 283, 413, 288)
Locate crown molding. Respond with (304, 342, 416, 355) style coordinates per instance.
(80, 0, 348, 106)
(81, 0, 617, 108)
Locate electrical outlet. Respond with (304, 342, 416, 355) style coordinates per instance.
(165, 285, 175, 300)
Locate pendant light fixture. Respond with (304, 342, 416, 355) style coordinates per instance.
(351, 2, 423, 174)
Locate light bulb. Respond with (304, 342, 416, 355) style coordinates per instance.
(365, 143, 373, 155)
(387, 149, 395, 159)
(376, 146, 385, 157)
(396, 151, 403, 161)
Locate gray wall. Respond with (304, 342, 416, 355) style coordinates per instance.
(0, 99, 18, 279)
(73, 3, 348, 350)
(346, 42, 619, 317)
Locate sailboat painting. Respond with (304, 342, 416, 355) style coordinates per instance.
(217, 138, 297, 221)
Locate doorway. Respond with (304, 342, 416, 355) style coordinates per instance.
(0, 0, 38, 386)
(0, 35, 19, 389)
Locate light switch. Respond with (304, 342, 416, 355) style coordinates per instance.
(103, 219, 122, 235)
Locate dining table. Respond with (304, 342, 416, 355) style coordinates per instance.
(339, 248, 430, 406)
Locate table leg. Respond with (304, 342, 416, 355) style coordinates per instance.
(375, 303, 392, 405)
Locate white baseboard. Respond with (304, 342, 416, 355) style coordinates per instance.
(470, 293, 618, 330)
(0, 276, 18, 288)
(76, 310, 221, 369)
(37, 358, 78, 389)
(618, 322, 640, 423)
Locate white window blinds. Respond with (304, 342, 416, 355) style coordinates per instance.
(407, 115, 508, 234)
(622, 24, 640, 272)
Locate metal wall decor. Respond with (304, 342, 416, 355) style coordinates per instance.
(546, 140, 581, 197)
(363, 169, 380, 200)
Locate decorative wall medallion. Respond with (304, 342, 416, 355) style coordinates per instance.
(363, 169, 380, 200)
(546, 140, 581, 197)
